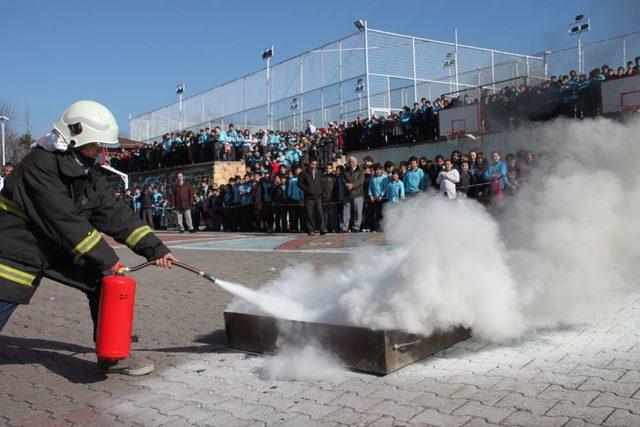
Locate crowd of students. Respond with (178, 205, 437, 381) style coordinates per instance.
(344, 58, 640, 150)
(118, 148, 535, 235)
(109, 120, 341, 174)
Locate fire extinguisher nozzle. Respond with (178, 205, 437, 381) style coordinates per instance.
(202, 273, 216, 283)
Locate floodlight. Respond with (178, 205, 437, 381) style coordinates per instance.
(261, 46, 274, 60)
(354, 20, 366, 30)
(176, 83, 185, 95)
(575, 14, 584, 21)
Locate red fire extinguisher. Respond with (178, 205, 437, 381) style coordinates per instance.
(95, 266, 136, 361)
(94, 259, 216, 361)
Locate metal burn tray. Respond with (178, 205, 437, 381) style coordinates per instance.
(224, 311, 471, 375)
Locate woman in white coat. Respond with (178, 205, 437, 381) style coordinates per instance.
(436, 159, 460, 199)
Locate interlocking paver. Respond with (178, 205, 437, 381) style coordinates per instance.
(369, 399, 423, 422)
(409, 392, 467, 414)
(578, 377, 640, 397)
(323, 406, 382, 425)
(408, 408, 471, 426)
(168, 403, 220, 424)
(537, 385, 599, 406)
(327, 392, 382, 412)
(546, 402, 614, 424)
(603, 408, 640, 426)
(452, 400, 514, 424)
(490, 377, 550, 397)
(450, 385, 509, 406)
(617, 370, 640, 383)
(501, 410, 568, 427)
(589, 392, 640, 414)
(568, 365, 626, 382)
(495, 392, 557, 415)
(284, 399, 339, 420)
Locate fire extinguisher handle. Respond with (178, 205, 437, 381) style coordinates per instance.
(125, 261, 156, 272)
(125, 260, 216, 283)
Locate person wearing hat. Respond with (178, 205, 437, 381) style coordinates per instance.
(0, 100, 177, 376)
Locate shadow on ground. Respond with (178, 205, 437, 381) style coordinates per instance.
(0, 335, 106, 383)
(137, 329, 243, 354)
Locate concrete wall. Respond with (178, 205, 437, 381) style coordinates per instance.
(348, 126, 544, 163)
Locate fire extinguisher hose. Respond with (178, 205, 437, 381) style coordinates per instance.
(125, 260, 216, 283)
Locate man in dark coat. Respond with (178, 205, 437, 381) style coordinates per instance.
(297, 159, 327, 235)
(0, 100, 177, 376)
(172, 172, 195, 233)
(321, 164, 339, 233)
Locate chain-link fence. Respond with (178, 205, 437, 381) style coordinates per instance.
(130, 26, 546, 144)
(543, 31, 640, 78)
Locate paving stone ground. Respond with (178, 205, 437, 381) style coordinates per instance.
(2, 232, 640, 426)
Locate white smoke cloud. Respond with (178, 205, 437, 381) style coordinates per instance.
(230, 116, 640, 343)
(259, 343, 344, 381)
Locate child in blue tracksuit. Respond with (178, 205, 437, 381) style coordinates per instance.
(368, 164, 389, 232)
(402, 157, 428, 196)
(385, 170, 405, 203)
(483, 151, 507, 191)
(287, 166, 304, 232)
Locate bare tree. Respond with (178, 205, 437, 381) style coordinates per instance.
(0, 101, 33, 165)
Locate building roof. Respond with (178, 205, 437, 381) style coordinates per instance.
(117, 137, 141, 150)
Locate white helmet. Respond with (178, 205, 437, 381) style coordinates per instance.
(54, 100, 119, 148)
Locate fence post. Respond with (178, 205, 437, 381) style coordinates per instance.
(412, 37, 418, 104)
(243, 77, 247, 128)
(364, 22, 372, 119)
(454, 28, 460, 91)
(491, 51, 496, 91)
(339, 41, 344, 122)
(387, 75, 391, 111)
(320, 48, 325, 124)
(300, 56, 304, 131)
(543, 51, 549, 78)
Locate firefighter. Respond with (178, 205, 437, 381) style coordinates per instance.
(0, 100, 177, 376)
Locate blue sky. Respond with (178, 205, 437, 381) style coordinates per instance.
(1, 0, 639, 138)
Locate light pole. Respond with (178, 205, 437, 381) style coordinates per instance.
(443, 53, 455, 93)
(290, 97, 299, 129)
(355, 78, 365, 114)
(568, 14, 590, 74)
(354, 20, 370, 118)
(0, 116, 9, 166)
(262, 46, 275, 129)
(176, 83, 186, 130)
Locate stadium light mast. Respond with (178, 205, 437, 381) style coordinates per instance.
(262, 46, 275, 129)
(354, 19, 370, 118)
(443, 53, 456, 93)
(568, 14, 590, 74)
(176, 83, 186, 130)
(0, 115, 9, 166)
(355, 78, 365, 112)
(454, 28, 460, 91)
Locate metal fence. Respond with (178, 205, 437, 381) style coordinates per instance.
(130, 26, 542, 144)
(543, 31, 640, 78)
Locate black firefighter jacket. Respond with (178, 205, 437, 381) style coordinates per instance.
(0, 147, 170, 304)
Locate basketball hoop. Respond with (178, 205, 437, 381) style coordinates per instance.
(620, 90, 640, 114)
(444, 130, 464, 143)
